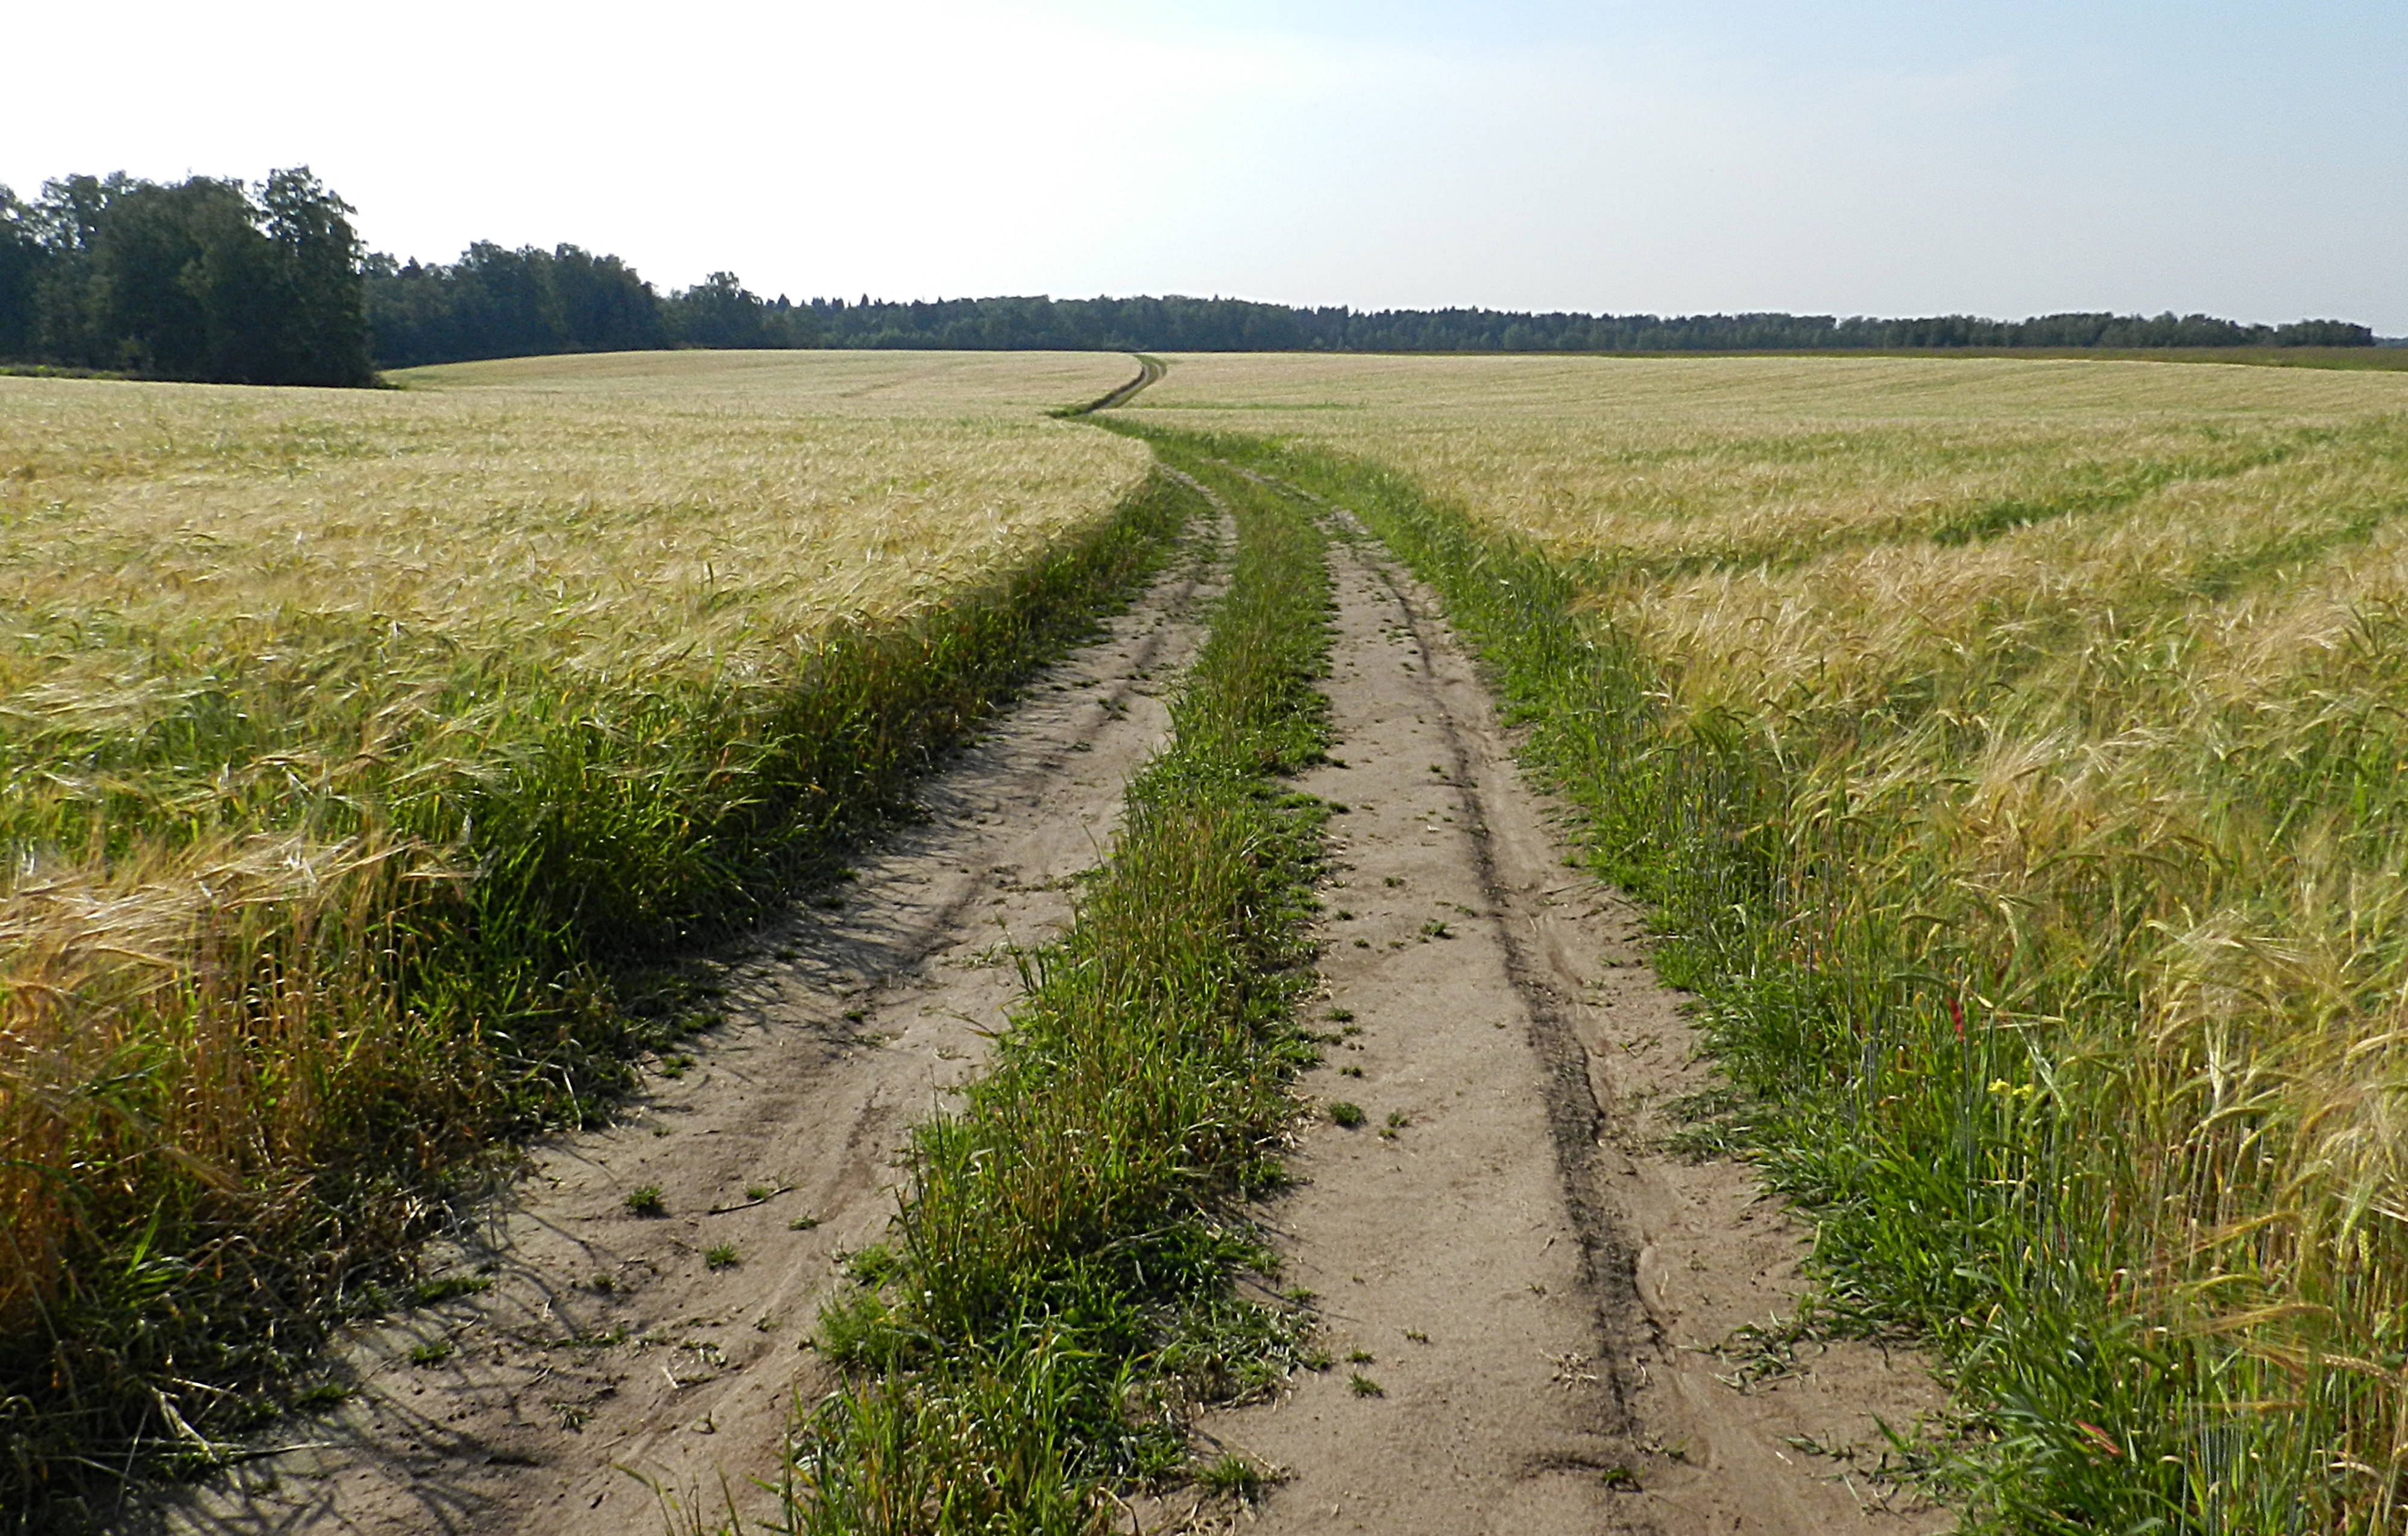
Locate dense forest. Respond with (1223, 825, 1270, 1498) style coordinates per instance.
(0, 167, 2377, 385)
(783, 296, 2374, 353)
(0, 169, 373, 385)
(364, 250, 822, 365)
(368, 270, 2374, 364)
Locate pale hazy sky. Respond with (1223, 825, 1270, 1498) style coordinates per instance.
(7, 1, 2403, 329)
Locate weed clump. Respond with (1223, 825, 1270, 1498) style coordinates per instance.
(1197, 1453, 1275, 1502)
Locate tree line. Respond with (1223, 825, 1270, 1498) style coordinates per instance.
(789, 296, 2373, 353)
(371, 280, 2373, 364)
(364, 250, 823, 365)
(0, 167, 2375, 387)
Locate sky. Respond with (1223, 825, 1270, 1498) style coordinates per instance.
(5, 1, 2403, 330)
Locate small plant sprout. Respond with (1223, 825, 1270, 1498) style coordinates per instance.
(789, 1214, 822, 1231)
(1349, 1372, 1384, 1398)
(1328, 1101, 1366, 1128)
(1346, 1348, 1375, 1364)
(412, 1275, 490, 1306)
(1198, 1453, 1273, 1502)
(704, 1245, 740, 1270)
(624, 1185, 666, 1217)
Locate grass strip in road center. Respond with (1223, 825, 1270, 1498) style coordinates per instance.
(781, 452, 1333, 1531)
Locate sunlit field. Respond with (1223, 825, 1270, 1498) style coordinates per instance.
(1129, 354, 2408, 1526)
(0, 350, 1153, 1500)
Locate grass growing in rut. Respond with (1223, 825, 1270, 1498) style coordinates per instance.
(781, 453, 1332, 1532)
(1147, 360, 2408, 1532)
(0, 353, 1162, 1524)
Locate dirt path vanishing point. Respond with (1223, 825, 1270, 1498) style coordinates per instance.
(1171, 477, 1952, 1535)
(154, 511, 1231, 1536)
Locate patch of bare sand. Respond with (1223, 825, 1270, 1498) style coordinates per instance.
(147, 514, 1229, 1536)
(1181, 504, 1950, 1535)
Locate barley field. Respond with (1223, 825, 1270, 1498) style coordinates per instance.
(1130, 355, 2408, 1526)
(0, 350, 1153, 1499)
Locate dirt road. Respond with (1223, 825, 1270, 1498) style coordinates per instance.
(154, 431, 1947, 1535)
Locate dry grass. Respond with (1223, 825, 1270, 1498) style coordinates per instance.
(1126, 354, 2408, 1525)
(0, 350, 1151, 1506)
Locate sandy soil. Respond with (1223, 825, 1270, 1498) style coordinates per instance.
(1168, 487, 1952, 1535)
(150, 513, 1229, 1536)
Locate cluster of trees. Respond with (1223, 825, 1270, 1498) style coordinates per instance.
(0, 166, 2374, 384)
(365, 250, 819, 367)
(0, 169, 372, 385)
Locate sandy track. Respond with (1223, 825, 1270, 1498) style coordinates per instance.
(150, 438, 1950, 1535)
(1181, 485, 1948, 1534)
(153, 511, 1229, 1536)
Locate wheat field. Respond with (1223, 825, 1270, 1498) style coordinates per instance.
(0, 350, 1152, 1486)
(1130, 353, 2408, 1525)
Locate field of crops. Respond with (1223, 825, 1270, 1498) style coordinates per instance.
(0, 351, 1155, 1502)
(1129, 355, 2408, 1526)
(20, 345, 2408, 1528)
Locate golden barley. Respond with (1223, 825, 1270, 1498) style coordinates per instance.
(1129, 352, 2408, 1522)
(0, 352, 1147, 1403)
